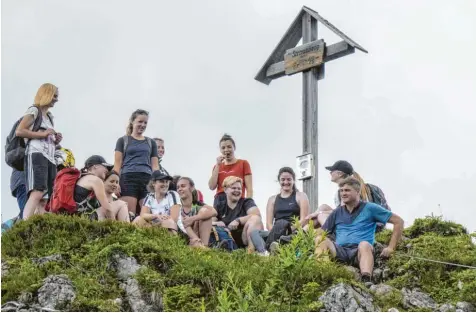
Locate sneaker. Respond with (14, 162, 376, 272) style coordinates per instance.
(257, 251, 270, 257)
(269, 242, 280, 255)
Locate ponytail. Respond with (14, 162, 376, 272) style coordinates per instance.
(352, 171, 371, 201)
(126, 123, 133, 136)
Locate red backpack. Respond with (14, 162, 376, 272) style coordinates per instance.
(48, 168, 91, 214)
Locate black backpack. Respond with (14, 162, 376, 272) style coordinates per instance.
(5, 106, 51, 171)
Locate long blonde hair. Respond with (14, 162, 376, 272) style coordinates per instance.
(351, 171, 371, 201)
(126, 109, 149, 136)
(34, 83, 58, 107)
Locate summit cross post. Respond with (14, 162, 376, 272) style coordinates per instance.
(255, 6, 368, 212)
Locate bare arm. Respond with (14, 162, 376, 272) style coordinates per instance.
(235, 206, 261, 226)
(89, 177, 113, 212)
(297, 192, 310, 226)
(140, 205, 158, 221)
(151, 156, 159, 172)
(113, 151, 123, 175)
(208, 165, 219, 190)
(387, 213, 404, 250)
(191, 205, 217, 222)
(15, 114, 49, 139)
(169, 204, 181, 223)
(266, 196, 275, 231)
(244, 174, 253, 198)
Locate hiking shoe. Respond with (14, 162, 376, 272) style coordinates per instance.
(269, 242, 280, 255)
(361, 274, 373, 288)
(279, 235, 293, 244)
(257, 251, 270, 257)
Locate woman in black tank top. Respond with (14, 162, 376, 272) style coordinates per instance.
(250, 167, 310, 256)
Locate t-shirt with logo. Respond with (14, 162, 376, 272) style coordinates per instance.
(322, 201, 392, 247)
(215, 198, 257, 226)
(24, 107, 56, 164)
(213, 159, 252, 196)
(143, 191, 180, 216)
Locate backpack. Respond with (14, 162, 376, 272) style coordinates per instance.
(367, 183, 391, 232)
(5, 106, 52, 171)
(367, 183, 391, 212)
(122, 135, 153, 158)
(47, 168, 94, 214)
(208, 226, 238, 251)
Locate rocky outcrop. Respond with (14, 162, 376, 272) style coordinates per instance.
(37, 275, 76, 310)
(32, 254, 63, 266)
(401, 288, 437, 310)
(319, 283, 378, 312)
(110, 254, 163, 312)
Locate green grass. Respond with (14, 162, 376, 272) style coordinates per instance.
(1, 214, 475, 311)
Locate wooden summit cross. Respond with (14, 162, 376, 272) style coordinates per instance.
(255, 6, 367, 212)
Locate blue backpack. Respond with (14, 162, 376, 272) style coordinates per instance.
(208, 226, 238, 251)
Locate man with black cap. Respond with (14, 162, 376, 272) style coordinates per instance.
(302, 160, 355, 228)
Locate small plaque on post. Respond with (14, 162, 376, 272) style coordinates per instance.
(284, 39, 325, 75)
(296, 153, 314, 180)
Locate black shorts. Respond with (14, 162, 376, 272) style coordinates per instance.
(332, 242, 373, 266)
(230, 227, 245, 248)
(119, 172, 150, 200)
(24, 152, 57, 198)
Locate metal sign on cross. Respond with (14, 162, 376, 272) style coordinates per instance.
(255, 6, 368, 212)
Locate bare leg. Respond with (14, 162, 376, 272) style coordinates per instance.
(160, 218, 178, 234)
(241, 215, 264, 248)
(23, 190, 44, 220)
(120, 196, 138, 215)
(357, 241, 374, 275)
(314, 236, 337, 260)
(198, 218, 213, 245)
(36, 199, 48, 215)
(116, 201, 130, 222)
(132, 216, 150, 227)
(316, 204, 333, 227)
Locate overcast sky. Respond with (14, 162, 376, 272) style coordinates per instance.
(1, 0, 475, 232)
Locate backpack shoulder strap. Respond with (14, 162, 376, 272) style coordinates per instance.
(170, 191, 178, 205)
(31, 106, 43, 132)
(146, 137, 153, 157)
(122, 136, 129, 158)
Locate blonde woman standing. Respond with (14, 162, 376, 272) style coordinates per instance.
(15, 83, 63, 220)
(113, 109, 159, 215)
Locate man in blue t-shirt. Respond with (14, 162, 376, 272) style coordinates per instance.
(315, 177, 404, 284)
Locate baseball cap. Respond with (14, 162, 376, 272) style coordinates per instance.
(84, 155, 113, 171)
(151, 170, 173, 181)
(325, 160, 354, 175)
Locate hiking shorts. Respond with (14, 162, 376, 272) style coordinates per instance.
(119, 172, 150, 200)
(24, 152, 56, 198)
(332, 242, 359, 265)
(230, 227, 246, 248)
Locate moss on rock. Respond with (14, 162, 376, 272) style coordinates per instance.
(1, 214, 475, 311)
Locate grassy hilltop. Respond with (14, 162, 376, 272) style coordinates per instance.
(1, 214, 475, 311)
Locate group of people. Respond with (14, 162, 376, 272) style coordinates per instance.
(4, 83, 405, 284)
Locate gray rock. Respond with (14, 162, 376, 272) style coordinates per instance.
(2, 260, 9, 277)
(344, 265, 360, 281)
(370, 284, 396, 297)
(388, 309, 399, 312)
(439, 303, 456, 312)
(319, 283, 378, 312)
(37, 275, 76, 310)
(401, 288, 437, 310)
(456, 302, 474, 312)
(456, 309, 463, 312)
(122, 278, 163, 312)
(114, 298, 123, 307)
(110, 254, 142, 280)
(17, 292, 33, 304)
(32, 254, 63, 266)
(382, 268, 391, 280)
(373, 268, 383, 283)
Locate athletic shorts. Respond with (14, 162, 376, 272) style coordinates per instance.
(230, 227, 245, 248)
(24, 152, 57, 198)
(331, 242, 374, 266)
(119, 172, 150, 200)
